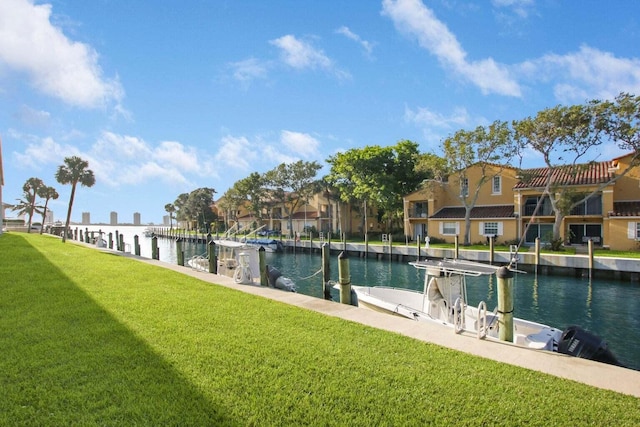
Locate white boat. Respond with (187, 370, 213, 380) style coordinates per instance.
(188, 240, 296, 292)
(241, 237, 283, 253)
(349, 258, 622, 366)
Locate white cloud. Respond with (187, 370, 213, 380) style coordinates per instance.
(381, 0, 521, 96)
(491, 0, 535, 18)
(404, 105, 470, 129)
(0, 0, 123, 108)
(228, 57, 269, 84)
(15, 105, 52, 128)
(336, 26, 374, 57)
(280, 130, 320, 158)
(214, 135, 256, 171)
(518, 45, 640, 103)
(93, 132, 151, 160)
(154, 140, 199, 171)
(270, 34, 351, 79)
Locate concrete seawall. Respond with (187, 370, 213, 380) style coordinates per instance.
(284, 240, 640, 282)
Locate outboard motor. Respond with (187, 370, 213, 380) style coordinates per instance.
(266, 265, 296, 292)
(558, 326, 624, 367)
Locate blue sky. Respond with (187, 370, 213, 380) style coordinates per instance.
(1, 0, 639, 224)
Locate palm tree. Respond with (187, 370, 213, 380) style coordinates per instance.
(22, 177, 44, 232)
(55, 156, 95, 243)
(12, 191, 33, 226)
(164, 203, 176, 230)
(36, 186, 59, 234)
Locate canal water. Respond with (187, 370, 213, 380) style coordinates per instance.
(84, 226, 640, 371)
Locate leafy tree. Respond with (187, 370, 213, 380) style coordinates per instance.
(36, 186, 59, 234)
(173, 193, 190, 229)
(513, 102, 607, 244)
(55, 156, 96, 243)
(187, 187, 217, 232)
(217, 186, 246, 232)
(164, 203, 176, 230)
(264, 160, 322, 237)
(22, 177, 44, 232)
(233, 172, 269, 226)
(326, 141, 425, 236)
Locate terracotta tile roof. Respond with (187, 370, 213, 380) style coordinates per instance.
(430, 205, 516, 219)
(611, 201, 640, 217)
(514, 161, 615, 189)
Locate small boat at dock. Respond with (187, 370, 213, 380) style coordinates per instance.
(349, 258, 623, 366)
(188, 240, 296, 292)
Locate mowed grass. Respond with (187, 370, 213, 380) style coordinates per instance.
(1, 233, 638, 426)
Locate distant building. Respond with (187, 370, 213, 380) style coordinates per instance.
(163, 215, 171, 226)
(110, 211, 118, 225)
(45, 211, 54, 224)
(82, 212, 91, 225)
(133, 212, 141, 225)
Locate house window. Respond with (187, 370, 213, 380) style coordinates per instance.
(627, 222, 640, 240)
(570, 194, 602, 215)
(483, 222, 499, 236)
(442, 222, 458, 235)
(414, 202, 427, 218)
(492, 176, 502, 194)
(460, 178, 469, 197)
(524, 196, 553, 216)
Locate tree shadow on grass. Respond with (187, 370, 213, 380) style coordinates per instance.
(0, 233, 238, 426)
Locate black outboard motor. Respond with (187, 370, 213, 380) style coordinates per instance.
(558, 325, 624, 367)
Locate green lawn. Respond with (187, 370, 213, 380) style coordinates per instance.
(1, 233, 638, 426)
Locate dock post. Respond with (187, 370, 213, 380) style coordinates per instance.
(489, 236, 495, 265)
(497, 266, 514, 343)
(108, 232, 114, 249)
(176, 238, 184, 266)
(416, 238, 421, 262)
(322, 243, 331, 300)
(119, 234, 125, 252)
(588, 238, 594, 279)
(134, 235, 140, 256)
(208, 240, 217, 273)
(74, 228, 78, 241)
(534, 237, 540, 273)
(364, 233, 368, 258)
(259, 247, 267, 286)
(85, 228, 90, 243)
(388, 234, 393, 260)
(454, 235, 459, 259)
(115, 230, 120, 250)
(342, 233, 346, 252)
(79, 229, 83, 242)
(338, 251, 351, 305)
(152, 236, 158, 260)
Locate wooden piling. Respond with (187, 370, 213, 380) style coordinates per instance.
(152, 236, 158, 260)
(534, 237, 541, 273)
(259, 247, 268, 286)
(322, 243, 331, 300)
(108, 232, 114, 250)
(588, 238, 594, 279)
(489, 236, 495, 265)
(119, 234, 125, 252)
(454, 235, 459, 259)
(338, 251, 351, 305)
(176, 238, 184, 266)
(134, 235, 140, 256)
(497, 266, 514, 343)
(208, 241, 217, 274)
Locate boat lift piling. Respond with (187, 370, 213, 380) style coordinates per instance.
(497, 266, 514, 343)
(322, 243, 331, 300)
(338, 251, 351, 305)
(108, 232, 113, 249)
